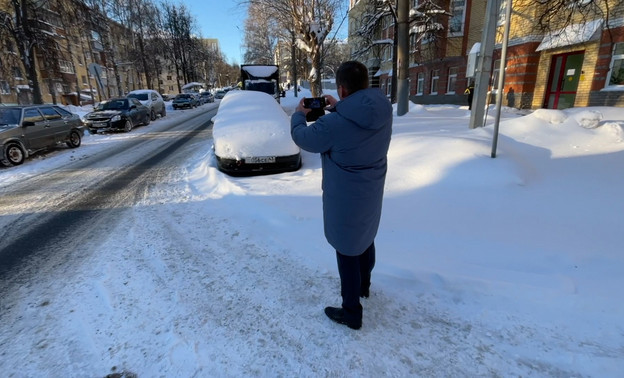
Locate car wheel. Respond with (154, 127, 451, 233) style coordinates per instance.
(144, 113, 151, 126)
(150, 109, 156, 121)
(4, 143, 25, 165)
(124, 119, 133, 132)
(161, 107, 166, 117)
(66, 130, 82, 148)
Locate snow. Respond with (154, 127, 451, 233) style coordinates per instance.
(1, 90, 623, 376)
(241, 65, 279, 78)
(212, 90, 299, 158)
(536, 19, 602, 51)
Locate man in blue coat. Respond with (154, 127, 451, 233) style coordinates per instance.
(290, 61, 393, 330)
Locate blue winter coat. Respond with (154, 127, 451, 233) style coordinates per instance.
(291, 88, 393, 256)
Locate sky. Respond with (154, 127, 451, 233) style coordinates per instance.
(0, 89, 623, 376)
(183, 0, 351, 64)
(184, 0, 248, 63)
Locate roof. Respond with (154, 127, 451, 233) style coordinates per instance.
(536, 19, 603, 52)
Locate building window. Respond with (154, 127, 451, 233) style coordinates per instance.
(606, 43, 624, 88)
(416, 72, 424, 95)
(497, 0, 509, 26)
(167, 75, 172, 80)
(431, 69, 439, 94)
(449, 0, 466, 36)
(0, 80, 10, 94)
(59, 60, 75, 74)
(447, 67, 458, 93)
(82, 75, 87, 85)
(492, 59, 501, 89)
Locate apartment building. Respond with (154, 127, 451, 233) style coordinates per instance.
(348, 0, 624, 109)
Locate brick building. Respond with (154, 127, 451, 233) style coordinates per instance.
(348, 0, 624, 109)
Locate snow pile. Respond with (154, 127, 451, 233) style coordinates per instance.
(0, 89, 623, 376)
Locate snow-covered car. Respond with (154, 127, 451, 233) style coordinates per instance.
(0, 105, 84, 166)
(84, 98, 150, 133)
(127, 89, 166, 120)
(212, 90, 301, 175)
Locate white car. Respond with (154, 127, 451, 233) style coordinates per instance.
(212, 90, 301, 175)
(127, 89, 166, 120)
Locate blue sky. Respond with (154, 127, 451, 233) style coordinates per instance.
(182, 0, 248, 64)
(182, 0, 350, 65)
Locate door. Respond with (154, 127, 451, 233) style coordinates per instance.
(22, 108, 53, 149)
(544, 51, 585, 109)
(39, 106, 67, 143)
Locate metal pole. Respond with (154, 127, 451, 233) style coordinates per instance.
(491, 0, 513, 158)
(469, 0, 498, 129)
(396, 0, 410, 116)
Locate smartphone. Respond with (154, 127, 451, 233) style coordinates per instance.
(303, 97, 326, 109)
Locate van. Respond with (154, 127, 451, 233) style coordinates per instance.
(127, 89, 166, 120)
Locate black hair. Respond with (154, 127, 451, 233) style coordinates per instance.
(336, 61, 369, 95)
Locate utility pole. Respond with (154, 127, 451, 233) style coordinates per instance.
(396, 0, 410, 116)
(491, 0, 513, 158)
(469, 0, 498, 129)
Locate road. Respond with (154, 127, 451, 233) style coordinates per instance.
(0, 104, 217, 279)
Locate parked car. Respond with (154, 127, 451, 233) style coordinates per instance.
(212, 90, 301, 175)
(195, 92, 207, 105)
(84, 98, 150, 134)
(214, 90, 226, 100)
(172, 93, 198, 109)
(0, 105, 84, 166)
(127, 89, 166, 120)
(200, 91, 214, 103)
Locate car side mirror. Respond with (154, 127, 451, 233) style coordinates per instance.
(130, 105, 136, 109)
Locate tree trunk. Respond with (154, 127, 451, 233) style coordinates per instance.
(310, 44, 322, 96)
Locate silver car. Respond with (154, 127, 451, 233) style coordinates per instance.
(127, 89, 166, 120)
(0, 105, 84, 166)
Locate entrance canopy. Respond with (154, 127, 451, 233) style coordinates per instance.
(536, 19, 603, 52)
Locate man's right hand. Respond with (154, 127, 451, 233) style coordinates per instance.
(324, 95, 338, 109)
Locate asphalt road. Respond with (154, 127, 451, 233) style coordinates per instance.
(0, 106, 217, 279)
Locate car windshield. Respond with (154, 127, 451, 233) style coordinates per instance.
(128, 93, 148, 101)
(0, 108, 21, 125)
(175, 95, 191, 99)
(96, 100, 129, 110)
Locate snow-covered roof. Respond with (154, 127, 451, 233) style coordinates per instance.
(241, 65, 278, 77)
(182, 82, 205, 89)
(128, 89, 157, 94)
(536, 19, 603, 52)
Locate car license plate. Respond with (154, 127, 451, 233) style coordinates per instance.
(245, 156, 276, 164)
(94, 122, 107, 128)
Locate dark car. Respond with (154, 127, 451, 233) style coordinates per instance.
(0, 105, 84, 166)
(172, 94, 198, 109)
(200, 91, 214, 103)
(84, 98, 150, 134)
(214, 90, 226, 100)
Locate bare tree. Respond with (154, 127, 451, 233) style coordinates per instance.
(242, 0, 344, 96)
(350, 0, 448, 103)
(243, 2, 278, 64)
(0, 0, 58, 104)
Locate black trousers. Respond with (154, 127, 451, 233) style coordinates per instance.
(335, 242, 376, 320)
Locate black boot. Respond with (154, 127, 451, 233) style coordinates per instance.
(324, 307, 362, 330)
